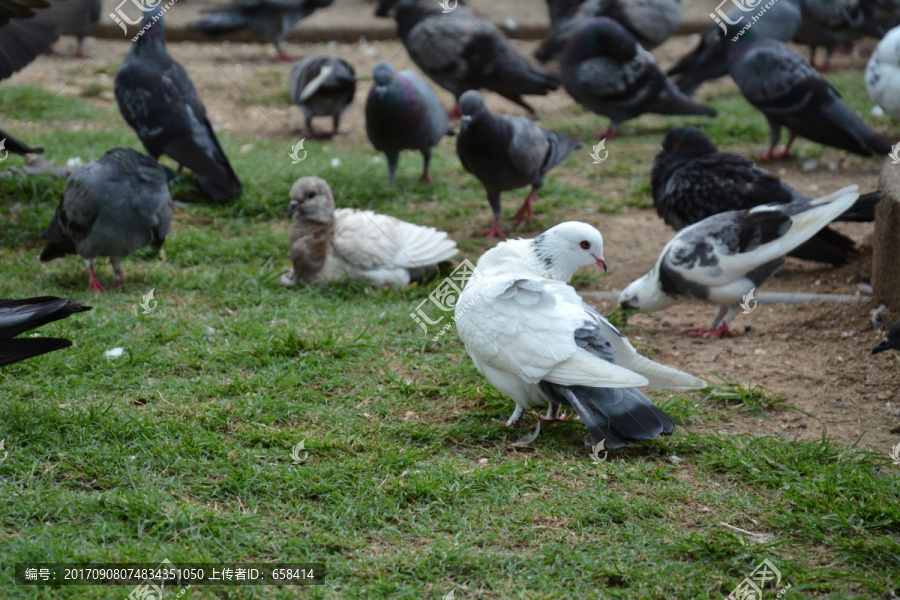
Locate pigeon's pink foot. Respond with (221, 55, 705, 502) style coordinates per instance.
(514, 190, 536, 227)
(684, 323, 736, 338)
(598, 125, 618, 141)
(476, 218, 505, 240)
(814, 62, 830, 73)
(73, 48, 87, 59)
(447, 104, 462, 119)
(418, 173, 433, 184)
(307, 128, 333, 140)
(331, 129, 349, 137)
(176, 164, 184, 176)
(754, 148, 791, 161)
(88, 271, 106, 293)
(539, 404, 566, 422)
(114, 275, 125, 288)
(276, 52, 295, 62)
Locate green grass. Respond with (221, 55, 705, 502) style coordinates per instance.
(1, 60, 899, 600)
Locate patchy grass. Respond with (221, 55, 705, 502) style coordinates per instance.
(1, 56, 898, 600)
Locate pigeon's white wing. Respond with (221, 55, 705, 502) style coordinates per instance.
(456, 275, 648, 388)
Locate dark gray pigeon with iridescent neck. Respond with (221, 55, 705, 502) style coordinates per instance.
(365, 61, 452, 185)
(456, 90, 580, 239)
(115, 7, 243, 202)
(560, 17, 716, 139)
(288, 55, 357, 139)
(40, 148, 172, 292)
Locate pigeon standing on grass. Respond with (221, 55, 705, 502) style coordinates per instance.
(455, 221, 705, 447)
(365, 61, 453, 185)
(866, 25, 900, 120)
(288, 55, 357, 139)
(0, 297, 91, 366)
(794, 0, 874, 72)
(455, 91, 580, 239)
(619, 186, 860, 338)
(280, 177, 458, 288)
(559, 17, 716, 140)
(386, 0, 560, 116)
(651, 127, 881, 266)
(115, 7, 244, 202)
(188, 0, 334, 62)
(40, 148, 173, 292)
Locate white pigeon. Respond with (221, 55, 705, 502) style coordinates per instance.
(866, 25, 900, 121)
(455, 221, 705, 448)
(619, 185, 860, 338)
(280, 177, 458, 288)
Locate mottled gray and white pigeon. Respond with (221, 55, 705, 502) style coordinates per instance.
(729, 34, 892, 158)
(455, 221, 704, 447)
(560, 17, 716, 139)
(535, 0, 682, 62)
(40, 148, 173, 292)
(619, 185, 860, 337)
(288, 55, 356, 139)
(456, 90, 580, 239)
(872, 320, 900, 354)
(866, 24, 900, 120)
(34, 0, 100, 58)
(188, 0, 334, 62)
(365, 61, 452, 185)
(651, 126, 881, 266)
(280, 177, 458, 288)
(0, 297, 91, 366)
(115, 8, 243, 202)
(388, 0, 559, 115)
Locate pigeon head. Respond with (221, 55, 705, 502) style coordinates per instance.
(561, 17, 638, 64)
(288, 176, 336, 221)
(372, 62, 396, 96)
(133, 5, 166, 50)
(658, 126, 717, 160)
(531, 221, 606, 282)
(872, 320, 900, 355)
(619, 268, 678, 313)
(459, 90, 487, 131)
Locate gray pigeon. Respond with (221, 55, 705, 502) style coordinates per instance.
(560, 17, 716, 139)
(619, 186, 859, 337)
(729, 34, 892, 158)
(34, 0, 100, 58)
(535, 0, 682, 62)
(115, 7, 243, 202)
(288, 55, 356, 139)
(0, 297, 91, 367)
(40, 148, 173, 292)
(794, 0, 875, 72)
(668, 0, 802, 95)
(1, 297, 92, 366)
(456, 90, 580, 239)
(365, 61, 452, 185)
(388, 0, 559, 115)
(188, 0, 334, 62)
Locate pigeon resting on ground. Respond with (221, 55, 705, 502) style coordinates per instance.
(280, 177, 458, 288)
(456, 90, 580, 239)
(115, 7, 244, 202)
(651, 127, 881, 266)
(40, 148, 173, 292)
(872, 320, 900, 354)
(729, 33, 891, 159)
(619, 185, 860, 337)
(188, 0, 334, 62)
(288, 55, 357, 139)
(866, 24, 900, 120)
(34, 0, 100, 58)
(559, 17, 716, 140)
(0, 297, 91, 366)
(388, 0, 559, 115)
(534, 0, 682, 62)
(455, 221, 704, 447)
(365, 61, 452, 185)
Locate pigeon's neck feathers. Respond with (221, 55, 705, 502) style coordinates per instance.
(477, 234, 580, 282)
(132, 10, 166, 54)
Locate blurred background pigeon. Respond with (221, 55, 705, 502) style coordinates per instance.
(188, 0, 334, 62)
(456, 90, 579, 239)
(288, 55, 357, 139)
(365, 61, 453, 185)
(795, 0, 876, 72)
(0, 297, 91, 367)
(34, 0, 100, 58)
(115, 7, 244, 202)
(40, 148, 173, 292)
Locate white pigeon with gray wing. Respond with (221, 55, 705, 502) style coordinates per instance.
(619, 185, 860, 338)
(288, 55, 357, 139)
(866, 25, 900, 120)
(455, 221, 704, 448)
(280, 177, 458, 288)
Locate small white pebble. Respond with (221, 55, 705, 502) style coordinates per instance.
(827, 162, 839, 172)
(857, 283, 873, 294)
(205, 326, 217, 335)
(872, 105, 885, 118)
(327, 40, 338, 48)
(669, 454, 684, 464)
(841, 331, 856, 338)
(801, 159, 817, 171)
(331, 158, 341, 167)
(104, 347, 124, 358)
(66, 157, 84, 168)
(370, 156, 383, 163)
(364, 47, 377, 57)
(239, 144, 254, 154)
(504, 18, 517, 30)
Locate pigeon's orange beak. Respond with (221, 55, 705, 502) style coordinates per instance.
(597, 256, 607, 272)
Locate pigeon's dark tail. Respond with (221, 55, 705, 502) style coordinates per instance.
(0, 338, 73, 367)
(0, 127, 43, 155)
(0, 297, 92, 338)
(836, 190, 881, 223)
(538, 382, 675, 448)
(788, 226, 856, 266)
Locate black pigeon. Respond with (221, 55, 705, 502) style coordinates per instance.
(651, 126, 881, 266)
(872, 320, 900, 354)
(456, 90, 580, 239)
(115, 7, 243, 202)
(0, 297, 91, 367)
(386, 0, 559, 115)
(188, 0, 334, 62)
(729, 33, 891, 159)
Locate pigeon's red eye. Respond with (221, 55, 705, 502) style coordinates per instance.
(580, 241, 591, 250)
(671, 141, 680, 149)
